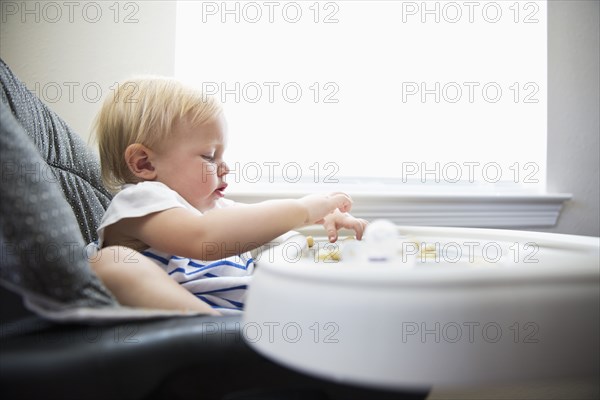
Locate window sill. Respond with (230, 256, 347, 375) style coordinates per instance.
(226, 188, 571, 229)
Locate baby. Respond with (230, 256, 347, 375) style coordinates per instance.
(89, 77, 367, 315)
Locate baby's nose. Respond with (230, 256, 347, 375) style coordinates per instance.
(218, 161, 230, 177)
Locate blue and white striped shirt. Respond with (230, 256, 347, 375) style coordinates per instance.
(96, 181, 254, 314)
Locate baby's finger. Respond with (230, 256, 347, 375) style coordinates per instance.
(337, 215, 368, 241)
(329, 192, 353, 213)
(322, 218, 339, 243)
(353, 218, 369, 240)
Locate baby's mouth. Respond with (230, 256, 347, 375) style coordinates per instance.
(215, 183, 228, 196)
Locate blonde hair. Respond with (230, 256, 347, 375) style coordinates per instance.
(93, 77, 222, 192)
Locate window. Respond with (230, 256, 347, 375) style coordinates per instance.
(176, 0, 547, 194)
(176, 1, 560, 227)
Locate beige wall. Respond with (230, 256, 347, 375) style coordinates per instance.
(0, 0, 177, 143)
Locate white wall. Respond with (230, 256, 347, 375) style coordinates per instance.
(0, 0, 177, 143)
(541, 0, 600, 237)
(1, 0, 598, 237)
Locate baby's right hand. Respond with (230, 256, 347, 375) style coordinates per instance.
(298, 192, 353, 224)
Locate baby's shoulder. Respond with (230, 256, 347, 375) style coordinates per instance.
(107, 181, 193, 218)
(114, 181, 182, 204)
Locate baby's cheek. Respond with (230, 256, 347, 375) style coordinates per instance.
(197, 174, 216, 191)
(202, 162, 219, 180)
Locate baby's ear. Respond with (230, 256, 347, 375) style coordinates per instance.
(124, 143, 157, 180)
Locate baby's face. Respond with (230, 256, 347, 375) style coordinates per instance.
(151, 114, 229, 212)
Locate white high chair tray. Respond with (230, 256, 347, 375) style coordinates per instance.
(243, 226, 599, 390)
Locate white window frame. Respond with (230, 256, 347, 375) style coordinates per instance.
(175, 0, 571, 228)
(227, 189, 570, 229)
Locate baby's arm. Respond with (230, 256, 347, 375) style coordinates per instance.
(107, 193, 353, 261)
(90, 246, 220, 315)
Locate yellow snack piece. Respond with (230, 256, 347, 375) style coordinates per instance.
(317, 248, 341, 262)
(306, 235, 315, 248)
(422, 243, 437, 252)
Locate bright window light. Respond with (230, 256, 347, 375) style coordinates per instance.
(175, 0, 547, 193)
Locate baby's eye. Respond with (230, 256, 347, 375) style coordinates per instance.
(202, 154, 216, 162)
